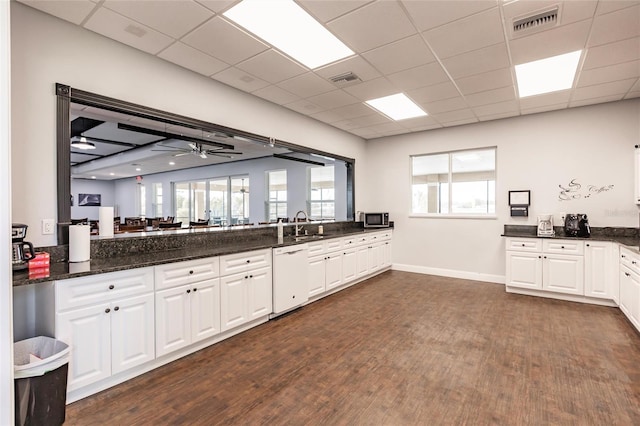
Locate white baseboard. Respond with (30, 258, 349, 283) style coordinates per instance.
(391, 263, 505, 285)
(505, 286, 618, 307)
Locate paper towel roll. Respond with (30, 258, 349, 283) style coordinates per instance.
(69, 225, 90, 262)
(68, 261, 90, 274)
(99, 206, 114, 237)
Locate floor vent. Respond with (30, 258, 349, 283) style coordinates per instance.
(512, 6, 559, 37)
(328, 72, 362, 88)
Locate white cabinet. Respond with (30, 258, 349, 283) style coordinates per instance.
(584, 241, 614, 300)
(342, 248, 357, 282)
(220, 249, 272, 331)
(55, 268, 155, 391)
(635, 147, 640, 204)
(155, 257, 221, 357)
(505, 238, 584, 296)
(308, 251, 343, 296)
(620, 266, 640, 329)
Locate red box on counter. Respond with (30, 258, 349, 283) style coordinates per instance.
(28, 267, 50, 279)
(29, 252, 50, 269)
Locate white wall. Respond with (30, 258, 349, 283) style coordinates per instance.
(10, 3, 366, 246)
(70, 179, 116, 220)
(363, 99, 640, 282)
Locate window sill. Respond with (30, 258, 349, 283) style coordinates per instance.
(409, 214, 497, 220)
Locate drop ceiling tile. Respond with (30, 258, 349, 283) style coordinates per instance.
(577, 60, 640, 88)
(84, 7, 174, 54)
(423, 8, 504, 59)
(103, 0, 213, 39)
(432, 108, 477, 124)
(571, 78, 637, 101)
(588, 4, 640, 47)
(521, 103, 568, 115)
(583, 37, 640, 70)
(195, 0, 237, 14)
(252, 85, 300, 105)
(407, 81, 460, 103)
(519, 90, 571, 109)
(472, 100, 519, 117)
(309, 110, 347, 124)
(387, 62, 450, 91)
(182, 16, 268, 65)
(625, 90, 640, 99)
(502, 1, 597, 28)
(277, 72, 336, 98)
(440, 117, 479, 127)
(307, 90, 360, 110)
(509, 19, 591, 65)
(314, 55, 381, 82)
(402, 0, 496, 32)
(332, 119, 362, 130)
(343, 77, 399, 101)
(421, 96, 468, 115)
(442, 43, 509, 79)
(364, 122, 405, 134)
(18, 0, 97, 25)
(362, 34, 436, 76)
(212, 67, 270, 92)
(284, 99, 326, 115)
(407, 123, 444, 132)
(158, 42, 229, 76)
(478, 111, 520, 122)
(596, 0, 640, 15)
(330, 103, 377, 120)
(347, 114, 390, 128)
(570, 94, 627, 107)
(396, 115, 439, 129)
(456, 68, 513, 95)
(465, 86, 515, 107)
(297, 0, 373, 23)
(350, 127, 379, 138)
(236, 50, 307, 84)
(327, 1, 416, 52)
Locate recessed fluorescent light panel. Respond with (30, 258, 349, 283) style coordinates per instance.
(515, 50, 582, 98)
(365, 93, 427, 121)
(223, 0, 354, 69)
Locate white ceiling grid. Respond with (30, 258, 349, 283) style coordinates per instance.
(17, 0, 640, 139)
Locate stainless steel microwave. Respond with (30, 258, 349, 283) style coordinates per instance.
(363, 212, 390, 228)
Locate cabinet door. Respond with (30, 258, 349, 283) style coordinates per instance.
(368, 244, 384, 272)
(308, 255, 326, 297)
(56, 304, 111, 391)
(325, 252, 343, 290)
(247, 266, 272, 320)
(543, 254, 584, 295)
(505, 251, 542, 290)
(356, 245, 369, 278)
(382, 241, 392, 268)
(191, 279, 221, 343)
(584, 242, 612, 299)
(342, 249, 357, 283)
(111, 293, 155, 374)
(620, 268, 640, 329)
(155, 285, 191, 357)
(220, 273, 248, 331)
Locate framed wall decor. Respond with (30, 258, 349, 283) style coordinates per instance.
(508, 190, 530, 217)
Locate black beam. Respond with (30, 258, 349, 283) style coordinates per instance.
(117, 123, 235, 151)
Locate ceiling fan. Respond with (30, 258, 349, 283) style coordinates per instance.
(153, 141, 242, 159)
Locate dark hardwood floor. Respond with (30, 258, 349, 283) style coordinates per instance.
(65, 271, 640, 425)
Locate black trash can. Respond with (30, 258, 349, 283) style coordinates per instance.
(14, 336, 70, 426)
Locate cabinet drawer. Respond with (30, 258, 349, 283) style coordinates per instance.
(307, 241, 326, 257)
(377, 230, 393, 241)
(220, 249, 271, 276)
(505, 238, 541, 252)
(56, 267, 154, 311)
(543, 239, 584, 255)
(620, 247, 640, 275)
(354, 234, 370, 246)
(155, 257, 220, 290)
(325, 238, 343, 252)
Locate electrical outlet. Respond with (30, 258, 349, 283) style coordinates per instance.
(42, 219, 55, 235)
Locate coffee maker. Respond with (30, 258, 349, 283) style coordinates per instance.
(12, 223, 36, 270)
(565, 214, 591, 237)
(537, 214, 555, 237)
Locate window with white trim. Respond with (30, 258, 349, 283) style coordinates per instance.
(411, 147, 496, 215)
(266, 170, 287, 222)
(308, 165, 335, 220)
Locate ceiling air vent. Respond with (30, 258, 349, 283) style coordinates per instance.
(512, 6, 559, 38)
(328, 72, 362, 88)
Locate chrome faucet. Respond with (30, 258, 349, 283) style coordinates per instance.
(294, 210, 308, 237)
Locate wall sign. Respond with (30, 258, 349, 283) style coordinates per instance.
(558, 179, 614, 201)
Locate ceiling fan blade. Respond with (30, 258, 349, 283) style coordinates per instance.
(205, 150, 243, 155)
(173, 152, 191, 157)
(200, 152, 207, 159)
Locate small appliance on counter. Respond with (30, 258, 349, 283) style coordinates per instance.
(363, 212, 390, 228)
(537, 214, 555, 237)
(565, 214, 590, 237)
(12, 223, 36, 270)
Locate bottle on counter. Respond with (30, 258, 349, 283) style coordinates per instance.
(277, 219, 284, 244)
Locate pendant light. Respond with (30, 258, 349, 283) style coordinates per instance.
(70, 135, 96, 150)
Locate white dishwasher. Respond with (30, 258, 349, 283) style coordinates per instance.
(272, 244, 309, 317)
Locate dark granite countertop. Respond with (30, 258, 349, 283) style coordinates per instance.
(12, 227, 392, 287)
(502, 225, 640, 252)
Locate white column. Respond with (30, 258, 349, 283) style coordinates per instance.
(0, 0, 14, 423)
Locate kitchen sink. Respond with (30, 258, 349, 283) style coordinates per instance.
(290, 234, 325, 241)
